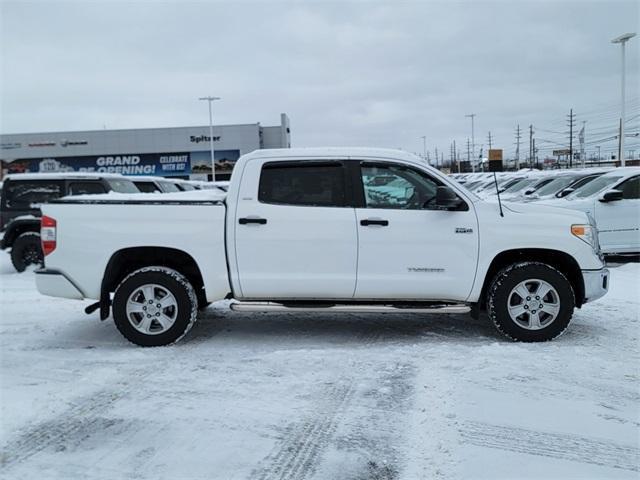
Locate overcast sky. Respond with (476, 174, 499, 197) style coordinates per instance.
(1, 0, 638, 159)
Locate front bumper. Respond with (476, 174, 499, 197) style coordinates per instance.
(582, 268, 609, 304)
(35, 269, 84, 300)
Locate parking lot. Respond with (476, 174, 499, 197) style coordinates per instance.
(1, 254, 638, 479)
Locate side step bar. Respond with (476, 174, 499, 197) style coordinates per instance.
(230, 301, 470, 314)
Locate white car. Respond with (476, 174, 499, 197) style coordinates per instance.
(539, 168, 640, 254)
(35, 147, 608, 346)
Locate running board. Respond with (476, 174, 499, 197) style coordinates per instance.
(230, 301, 470, 314)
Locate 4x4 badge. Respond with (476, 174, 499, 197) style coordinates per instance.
(455, 227, 473, 234)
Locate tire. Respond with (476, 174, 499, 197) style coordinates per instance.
(10, 232, 44, 273)
(487, 262, 575, 342)
(112, 266, 198, 347)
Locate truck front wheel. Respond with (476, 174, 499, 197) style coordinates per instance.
(487, 262, 575, 342)
(113, 266, 198, 347)
(11, 232, 44, 272)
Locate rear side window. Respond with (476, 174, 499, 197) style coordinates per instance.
(619, 176, 640, 199)
(158, 181, 180, 192)
(4, 180, 63, 209)
(259, 162, 347, 207)
(134, 181, 161, 193)
(107, 179, 139, 193)
(68, 182, 107, 196)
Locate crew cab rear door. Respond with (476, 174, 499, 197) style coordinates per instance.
(353, 161, 479, 301)
(232, 158, 358, 299)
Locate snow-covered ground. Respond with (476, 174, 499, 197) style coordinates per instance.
(0, 255, 638, 479)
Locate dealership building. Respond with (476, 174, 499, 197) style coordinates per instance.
(0, 113, 291, 181)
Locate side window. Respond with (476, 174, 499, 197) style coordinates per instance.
(4, 181, 63, 209)
(134, 182, 160, 193)
(361, 163, 442, 210)
(259, 162, 347, 207)
(618, 176, 640, 199)
(68, 182, 107, 196)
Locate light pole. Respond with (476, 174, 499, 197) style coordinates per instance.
(596, 145, 601, 164)
(198, 96, 221, 181)
(421, 136, 427, 164)
(611, 33, 636, 167)
(465, 113, 476, 172)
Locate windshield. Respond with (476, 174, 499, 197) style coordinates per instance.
(108, 179, 139, 193)
(570, 175, 623, 199)
(503, 178, 536, 193)
(534, 175, 578, 196)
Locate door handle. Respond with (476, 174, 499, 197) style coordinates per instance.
(239, 217, 267, 225)
(360, 219, 389, 227)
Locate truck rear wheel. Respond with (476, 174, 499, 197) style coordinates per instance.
(113, 266, 198, 347)
(487, 262, 575, 342)
(11, 232, 44, 272)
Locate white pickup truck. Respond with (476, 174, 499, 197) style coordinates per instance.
(36, 148, 609, 346)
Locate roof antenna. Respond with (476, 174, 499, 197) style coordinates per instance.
(493, 171, 504, 217)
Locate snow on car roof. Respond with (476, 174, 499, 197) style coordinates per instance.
(5, 172, 128, 180)
(599, 166, 640, 179)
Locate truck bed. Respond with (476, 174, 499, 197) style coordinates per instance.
(41, 191, 230, 302)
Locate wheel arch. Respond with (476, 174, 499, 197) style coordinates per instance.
(100, 247, 206, 320)
(1, 219, 40, 250)
(479, 248, 585, 310)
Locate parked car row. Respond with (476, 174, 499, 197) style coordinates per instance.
(0, 172, 225, 272)
(450, 167, 640, 255)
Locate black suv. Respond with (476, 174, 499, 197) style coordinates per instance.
(0, 173, 139, 272)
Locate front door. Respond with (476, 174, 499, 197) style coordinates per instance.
(595, 175, 640, 253)
(354, 162, 479, 301)
(233, 159, 358, 299)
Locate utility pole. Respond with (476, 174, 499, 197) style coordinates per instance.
(434, 147, 438, 167)
(465, 113, 476, 172)
(529, 124, 534, 169)
(198, 95, 221, 181)
(487, 131, 493, 150)
(579, 121, 586, 168)
(453, 140, 457, 172)
(515, 124, 522, 170)
(596, 145, 601, 164)
(421, 136, 427, 163)
(567, 108, 576, 168)
(612, 33, 636, 166)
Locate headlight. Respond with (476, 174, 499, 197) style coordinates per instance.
(571, 224, 596, 248)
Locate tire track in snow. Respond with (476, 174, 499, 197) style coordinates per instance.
(250, 380, 357, 480)
(0, 389, 129, 469)
(250, 326, 383, 480)
(460, 421, 639, 472)
(0, 362, 163, 471)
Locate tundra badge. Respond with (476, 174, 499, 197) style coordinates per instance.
(455, 227, 473, 234)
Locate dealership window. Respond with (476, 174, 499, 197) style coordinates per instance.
(259, 162, 347, 207)
(68, 182, 107, 196)
(4, 181, 63, 209)
(360, 163, 444, 210)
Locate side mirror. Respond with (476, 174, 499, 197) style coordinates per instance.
(599, 189, 623, 202)
(435, 186, 463, 210)
(524, 188, 535, 195)
(557, 188, 575, 198)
